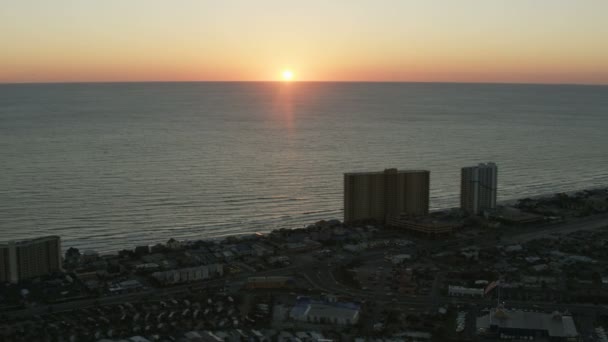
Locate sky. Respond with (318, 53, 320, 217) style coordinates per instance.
(1, 0, 607, 84)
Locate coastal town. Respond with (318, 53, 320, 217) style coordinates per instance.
(3, 0, 608, 340)
(2, 164, 608, 341)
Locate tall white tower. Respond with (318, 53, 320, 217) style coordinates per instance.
(461, 162, 497, 215)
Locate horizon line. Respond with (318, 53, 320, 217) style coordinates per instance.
(1, 80, 607, 87)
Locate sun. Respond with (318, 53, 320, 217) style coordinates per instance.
(282, 69, 294, 81)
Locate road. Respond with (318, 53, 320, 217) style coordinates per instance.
(5, 265, 300, 319)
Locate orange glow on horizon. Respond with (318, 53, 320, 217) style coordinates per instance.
(1, 1, 607, 85)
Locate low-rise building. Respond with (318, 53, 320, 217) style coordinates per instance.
(388, 254, 412, 264)
(490, 206, 545, 224)
(290, 298, 360, 325)
(166, 238, 182, 250)
(284, 240, 322, 253)
(134, 245, 150, 255)
(251, 243, 274, 257)
(476, 307, 579, 341)
(386, 215, 461, 236)
(343, 243, 368, 253)
(448, 285, 484, 297)
(108, 279, 143, 293)
(135, 263, 160, 272)
(232, 244, 252, 257)
(152, 264, 223, 285)
(267, 256, 290, 266)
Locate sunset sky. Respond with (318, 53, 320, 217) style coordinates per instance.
(1, 0, 607, 84)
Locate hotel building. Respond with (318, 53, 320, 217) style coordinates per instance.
(460, 162, 498, 215)
(0, 236, 62, 283)
(344, 168, 430, 223)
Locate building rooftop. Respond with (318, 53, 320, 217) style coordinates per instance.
(290, 298, 360, 322)
(307, 303, 359, 321)
(0, 235, 60, 247)
(477, 308, 578, 338)
(344, 169, 429, 176)
(462, 162, 497, 170)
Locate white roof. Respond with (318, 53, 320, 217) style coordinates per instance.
(477, 309, 578, 338)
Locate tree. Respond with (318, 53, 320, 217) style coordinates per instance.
(65, 247, 80, 259)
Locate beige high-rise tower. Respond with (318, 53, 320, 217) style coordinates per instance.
(0, 236, 62, 283)
(344, 169, 430, 223)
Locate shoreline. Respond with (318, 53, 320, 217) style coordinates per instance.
(3, 185, 604, 255)
(78, 185, 607, 256)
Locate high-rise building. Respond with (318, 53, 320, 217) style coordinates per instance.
(460, 162, 498, 215)
(0, 236, 62, 283)
(344, 169, 430, 223)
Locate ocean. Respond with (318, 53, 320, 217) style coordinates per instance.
(1, 82, 607, 252)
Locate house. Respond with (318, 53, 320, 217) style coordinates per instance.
(166, 238, 182, 250)
(290, 298, 360, 325)
(152, 264, 223, 285)
(448, 285, 484, 297)
(232, 244, 253, 257)
(134, 245, 150, 256)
